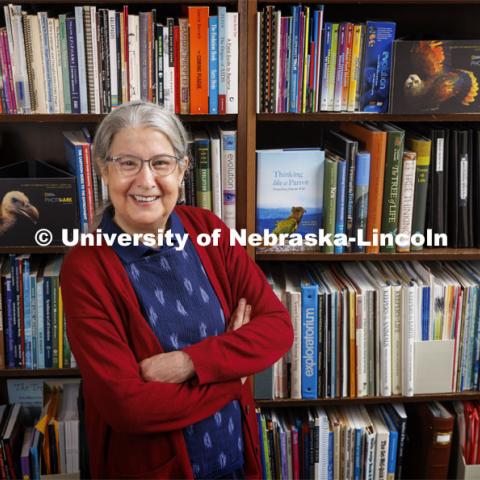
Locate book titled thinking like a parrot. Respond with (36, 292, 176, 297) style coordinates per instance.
(256, 148, 325, 251)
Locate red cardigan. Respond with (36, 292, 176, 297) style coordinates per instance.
(60, 206, 294, 479)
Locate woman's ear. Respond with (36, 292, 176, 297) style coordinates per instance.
(99, 160, 109, 186)
(178, 156, 189, 184)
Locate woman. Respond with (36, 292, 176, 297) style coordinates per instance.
(60, 101, 293, 479)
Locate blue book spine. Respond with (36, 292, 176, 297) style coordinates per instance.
(4, 273, 15, 368)
(217, 6, 227, 109)
(320, 23, 332, 111)
(289, 6, 300, 113)
(30, 275, 37, 370)
(301, 281, 318, 398)
(64, 138, 88, 232)
(334, 158, 347, 253)
(422, 287, 430, 341)
(285, 18, 292, 112)
(353, 151, 371, 253)
(43, 277, 52, 368)
(353, 427, 362, 480)
(65, 17, 80, 113)
(328, 430, 333, 480)
(22, 258, 32, 370)
(360, 21, 396, 113)
(381, 407, 399, 479)
(256, 412, 267, 480)
(75, 6, 89, 113)
(209, 16, 219, 114)
(37, 280, 45, 369)
(333, 23, 346, 111)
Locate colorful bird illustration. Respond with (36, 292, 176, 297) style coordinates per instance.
(272, 206, 306, 235)
(0, 191, 39, 235)
(403, 41, 479, 111)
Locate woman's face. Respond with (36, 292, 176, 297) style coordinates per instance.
(102, 127, 188, 235)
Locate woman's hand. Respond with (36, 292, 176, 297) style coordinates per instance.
(228, 298, 252, 384)
(140, 298, 252, 384)
(140, 351, 195, 383)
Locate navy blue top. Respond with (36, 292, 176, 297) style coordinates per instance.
(99, 207, 244, 479)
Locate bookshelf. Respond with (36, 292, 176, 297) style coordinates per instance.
(1, 0, 480, 477)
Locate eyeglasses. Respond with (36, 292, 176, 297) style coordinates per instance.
(106, 154, 180, 177)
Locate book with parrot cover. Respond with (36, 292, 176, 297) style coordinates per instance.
(256, 148, 325, 251)
(390, 40, 480, 114)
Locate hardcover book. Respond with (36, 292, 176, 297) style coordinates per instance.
(256, 149, 324, 251)
(390, 40, 480, 114)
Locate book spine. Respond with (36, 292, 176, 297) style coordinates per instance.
(221, 129, 236, 229)
(44, 276, 52, 368)
(381, 130, 405, 252)
(352, 152, 370, 252)
(83, 6, 95, 113)
(139, 12, 148, 102)
(301, 284, 318, 398)
(347, 24, 363, 111)
(147, 12, 154, 103)
(301, 7, 310, 113)
(108, 10, 118, 107)
(22, 259, 32, 370)
(334, 159, 347, 254)
(173, 24, 180, 114)
(341, 23, 354, 111)
(75, 6, 88, 113)
(396, 151, 417, 253)
(326, 23, 339, 111)
(391, 286, 402, 395)
(208, 16, 219, 114)
(36, 280, 45, 369)
(119, 11, 126, 105)
(128, 15, 139, 101)
(217, 6, 227, 114)
(47, 18, 60, 113)
(289, 6, 299, 113)
(322, 157, 337, 253)
(22, 12, 36, 113)
(3, 273, 15, 368)
(30, 275, 37, 370)
(51, 277, 59, 368)
(409, 138, 432, 251)
(65, 17, 80, 113)
(59, 14, 72, 113)
(91, 7, 101, 113)
(226, 12, 238, 114)
(195, 138, 212, 209)
(179, 18, 190, 114)
(38, 13, 53, 113)
(333, 23, 345, 112)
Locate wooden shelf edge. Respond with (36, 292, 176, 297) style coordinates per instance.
(0, 369, 80, 378)
(257, 0, 480, 4)
(257, 113, 480, 122)
(256, 391, 480, 407)
(0, 114, 237, 123)
(256, 248, 480, 262)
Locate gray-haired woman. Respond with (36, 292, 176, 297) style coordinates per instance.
(60, 101, 293, 479)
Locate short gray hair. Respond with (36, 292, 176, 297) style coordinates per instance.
(92, 101, 189, 175)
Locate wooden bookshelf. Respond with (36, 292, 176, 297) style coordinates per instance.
(257, 392, 480, 407)
(256, 248, 480, 262)
(257, 113, 480, 122)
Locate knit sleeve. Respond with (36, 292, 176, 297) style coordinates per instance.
(60, 247, 243, 434)
(183, 219, 294, 385)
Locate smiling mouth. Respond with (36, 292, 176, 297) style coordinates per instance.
(132, 195, 160, 203)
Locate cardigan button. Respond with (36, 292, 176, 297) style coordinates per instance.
(245, 405, 250, 414)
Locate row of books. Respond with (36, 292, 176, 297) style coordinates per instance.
(1, 4, 238, 115)
(256, 261, 480, 400)
(257, 403, 408, 480)
(257, 400, 476, 480)
(2, 380, 81, 479)
(0, 254, 76, 370)
(256, 4, 396, 114)
(256, 123, 480, 254)
(63, 126, 237, 232)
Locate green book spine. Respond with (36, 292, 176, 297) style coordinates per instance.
(408, 137, 432, 251)
(323, 156, 338, 253)
(51, 278, 59, 368)
(380, 129, 405, 252)
(326, 23, 339, 111)
(58, 14, 72, 114)
(194, 138, 212, 210)
(62, 308, 71, 369)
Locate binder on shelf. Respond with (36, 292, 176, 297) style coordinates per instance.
(413, 339, 455, 395)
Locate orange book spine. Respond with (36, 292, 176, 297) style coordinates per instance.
(188, 6, 209, 114)
(340, 123, 387, 254)
(341, 23, 354, 111)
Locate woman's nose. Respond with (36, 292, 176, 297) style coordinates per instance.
(135, 161, 158, 187)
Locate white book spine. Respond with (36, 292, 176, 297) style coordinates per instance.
(397, 154, 417, 252)
(37, 12, 53, 113)
(402, 284, 416, 396)
(290, 291, 302, 399)
(225, 12, 238, 114)
(128, 15, 140, 101)
(391, 285, 402, 395)
(30, 16, 47, 113)
(90, 7, 101, 114)
(47, 18, 60, 113)
(357, 294, 368, 397)
(380, 285, 392, 396)
(54, 19, 65, 113)
(11, 6, 31, 113)
(74, 6, 88, 113)
(220, 128, 236, 229)
(108, 10, 118, 107)
(375, 432, 389, 480)
(162, 25, 173, 112)
(365, 430, 376, 480)
(342, 295, 349, 397)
